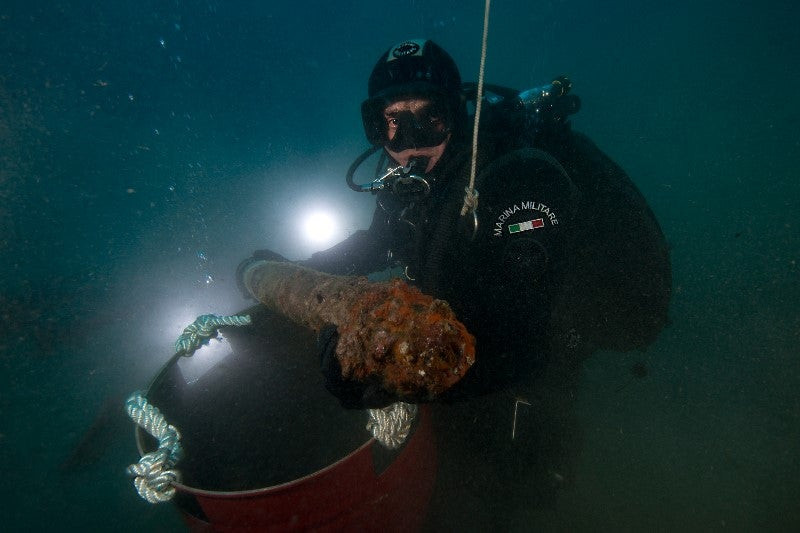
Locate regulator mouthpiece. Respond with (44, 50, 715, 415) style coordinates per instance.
(392, 156, 431, 197)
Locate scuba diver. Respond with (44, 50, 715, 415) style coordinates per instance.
(239, 39, 671, 528)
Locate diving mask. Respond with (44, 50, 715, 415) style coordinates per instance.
(384, 109, 449, 152)
(362, 92, 453, 149)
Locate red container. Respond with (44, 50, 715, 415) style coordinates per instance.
(137, 307, 437, 532)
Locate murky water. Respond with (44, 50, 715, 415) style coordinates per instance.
(2, 1, 798, 530)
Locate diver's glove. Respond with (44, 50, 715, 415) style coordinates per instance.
(235, 249, 290, 300)
(318, 324, 397, 410)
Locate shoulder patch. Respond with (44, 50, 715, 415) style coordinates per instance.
(493, 200, 559, 238)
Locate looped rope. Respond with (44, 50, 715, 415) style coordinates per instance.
(174, 313, 252, 356)
(366, 402, 418, 449)
(125, 391, 183, 503)
(126, 314, 253, 504)
(127, 313, 416, 505)
(461, 0, 492, 218)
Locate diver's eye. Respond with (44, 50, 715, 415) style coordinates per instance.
(387, 117, 399, 127)
(428, 116, 445, 130)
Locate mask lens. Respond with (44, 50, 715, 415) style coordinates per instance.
(386, 107, 449, 151)
(362, 98, 389, 145)
(362, 93, 452, 148)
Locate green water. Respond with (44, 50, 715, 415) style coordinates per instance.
(1, 0, 797, 530)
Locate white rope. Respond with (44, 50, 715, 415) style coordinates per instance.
(127, 312, 416, 504)
(367, 402, 418, 449)
(125, 391, 183, 503)
(461, 0, 492, 217)
(174, 313, 252, 356)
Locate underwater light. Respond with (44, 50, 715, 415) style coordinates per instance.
(302, 209, 338, 247)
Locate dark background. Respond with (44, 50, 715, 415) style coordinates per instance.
(1, 0, 798, 530)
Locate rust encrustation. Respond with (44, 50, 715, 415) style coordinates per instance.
(244, 261, 476, 400)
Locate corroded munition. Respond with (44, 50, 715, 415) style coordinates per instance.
(242, 260, 476, 400)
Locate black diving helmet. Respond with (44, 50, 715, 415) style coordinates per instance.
(361, 40, 463, 150)
(348, 40, 464, 194)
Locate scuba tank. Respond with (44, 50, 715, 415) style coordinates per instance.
(461, 76, 581, 151)
(512, 75, 581, 136)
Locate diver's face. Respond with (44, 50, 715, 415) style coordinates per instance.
(383, 98, 451, 173)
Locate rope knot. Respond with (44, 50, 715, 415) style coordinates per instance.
(367, 402, 418, 449)
(460, 187, 479, 216)
(175, 313, 252, 355)
(125, 391, 184, 503)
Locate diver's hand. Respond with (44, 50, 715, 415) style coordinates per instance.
(235, 249, 290, 299)
(318, 324, 396, 409)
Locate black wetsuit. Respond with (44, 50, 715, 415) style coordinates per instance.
(301, 116, 671, 526)
(304, 123, 671, 400)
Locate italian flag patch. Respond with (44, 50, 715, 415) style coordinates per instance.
(508, 218, 545, 234)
